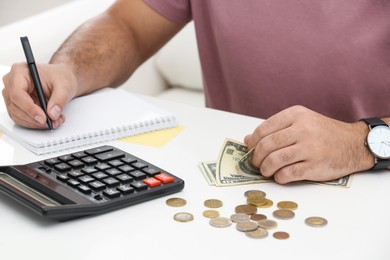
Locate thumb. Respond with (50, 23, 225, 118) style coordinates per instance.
(46, 87, 73, 121)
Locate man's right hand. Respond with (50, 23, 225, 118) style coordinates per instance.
(2, 62, 78, 129)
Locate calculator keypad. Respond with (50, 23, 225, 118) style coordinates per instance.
(43, 146, 176, 202)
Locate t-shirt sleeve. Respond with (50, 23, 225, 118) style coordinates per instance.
(144, 0, 192, 24)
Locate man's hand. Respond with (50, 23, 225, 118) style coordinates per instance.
(244, 105, 374, 184)
(2, 63, 77, 129)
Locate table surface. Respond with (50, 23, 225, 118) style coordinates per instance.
(0, 65, 389, 260)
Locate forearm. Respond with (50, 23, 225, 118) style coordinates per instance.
(49, 0, 183, 97)
(50, 13, 141, 96)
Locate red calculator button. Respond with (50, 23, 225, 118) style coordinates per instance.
(154, 173, 174, 184)
(143, 178, 161, 188)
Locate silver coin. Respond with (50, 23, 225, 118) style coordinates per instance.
(236, 221, 258, 232)
(209, 217, 232, 228)
(230, 213, 250, 223)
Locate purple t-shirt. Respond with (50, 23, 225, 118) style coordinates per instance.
(145, 0, 390, 122)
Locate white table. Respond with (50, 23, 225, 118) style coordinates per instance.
(0, 65, 389, 260)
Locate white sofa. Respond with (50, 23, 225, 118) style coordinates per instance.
(0, 0, 204, 107)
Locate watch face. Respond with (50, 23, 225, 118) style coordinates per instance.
(367, 125, 390, 159)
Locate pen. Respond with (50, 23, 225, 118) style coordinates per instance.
(20, 36, 53, 131)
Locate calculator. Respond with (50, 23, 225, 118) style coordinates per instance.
(0, 145, 184, 221)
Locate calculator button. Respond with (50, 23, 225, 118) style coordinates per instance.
(85, 146, 113, 155)
(58, 155, 73, 162)
(108, 160, 124, 167)
(103, 177, 120, 188)
(78, 185, 92, 194)
(116, 174, 133, 184)
(103, 188, 121, 199)
(154, 173, 175, 184)
(71, 152, 87, 159)
(68, 170, 84, 178)
(67, 179, 80, 187)
(117, 185, 134, 195)
(95, 150, 125, 162)
(105, 168, 122, 176)
(131, 181, 148, 191)
(92, 172, 108, 180)
(57, 174, 69, 182)
(54, 163, 72, 172)
(121, 157, 137, 164)
(143, 178, 161, 188)
(68, 160, 84, 168)
(129, 170, 146, 180)
(118, 165, 135, 173)
(142, 167, 161, 176)
(81, 167, 98, 175)
(44, 158, 60, 167)
(95, 163, 111, 171)
(89, 181, 106, 191)
(132, 162, 148, 169)
(82, 156, 98, 165)
(78, 175, 95, 184)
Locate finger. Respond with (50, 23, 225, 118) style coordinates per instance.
(252, 127, 297, 167)
(273, 162, 311, 184)
(259, 145, 303, 178)
(46, 85, 74, 121)
(247, 106, 307, 149)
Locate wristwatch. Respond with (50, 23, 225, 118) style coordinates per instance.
(361, 117, 390, 170)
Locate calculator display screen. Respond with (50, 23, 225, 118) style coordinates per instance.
(0, 172, 60, 207)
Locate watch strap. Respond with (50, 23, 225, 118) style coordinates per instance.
(360, 117, 390, 170)
(361, 117, 388, 128)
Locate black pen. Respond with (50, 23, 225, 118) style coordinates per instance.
(20, 36, 53, 131)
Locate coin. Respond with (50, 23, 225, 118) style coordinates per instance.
(305, 216, 328, 227)
(236, 221, 259, 232)
(247, 196, 267, 207)
(246, 228, 268, 239)
(258, 219, 278, 230)
(273, 231, 290, 240)
(166, 197, 187, 207)
(173, 212, 194, 222)
(258, 199, 273, 208)
(277, 201, 298, 210)
(209, 217, 232, 228)
(235, 204, 257, 215)
(273, 209, 295, 220)
(250, 214, 267, 221)
(204, 199, 223, 208)
(245, 190, 266, 198)
(203, 210, 220, 218)
(230, 213, 250, 223)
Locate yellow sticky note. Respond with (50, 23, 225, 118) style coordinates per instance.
(120, 125, 185, 148)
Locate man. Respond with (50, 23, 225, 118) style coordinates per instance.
(2, 0, 390, 184)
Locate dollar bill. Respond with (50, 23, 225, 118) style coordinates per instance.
(201, 138, 352, 188)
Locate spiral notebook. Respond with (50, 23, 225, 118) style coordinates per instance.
(0, 88, 177, 155)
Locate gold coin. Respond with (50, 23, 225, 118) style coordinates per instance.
(250, 214, 267, 221)
(236, 221, 258, 232)
(258, 199, 273, 208)
(277, 201, 298, 210)
(204, 199, 223, 208)
(247, 196, 267, 207)
(173, 212, 194, 222)
(273, 231, 290, 240)
(305, 216, 328, 227)
(258, 219, 278, 230)
(244, 190, 266, 198)
(230, 213, 250, 223)
(235, 204, 257, 215)
(166, 197, 187, 207)
(209, 217, 232, 228)
(203, 210, 220, 218)
(273, 209, 295, 220)
(246, 228, 268, 239)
